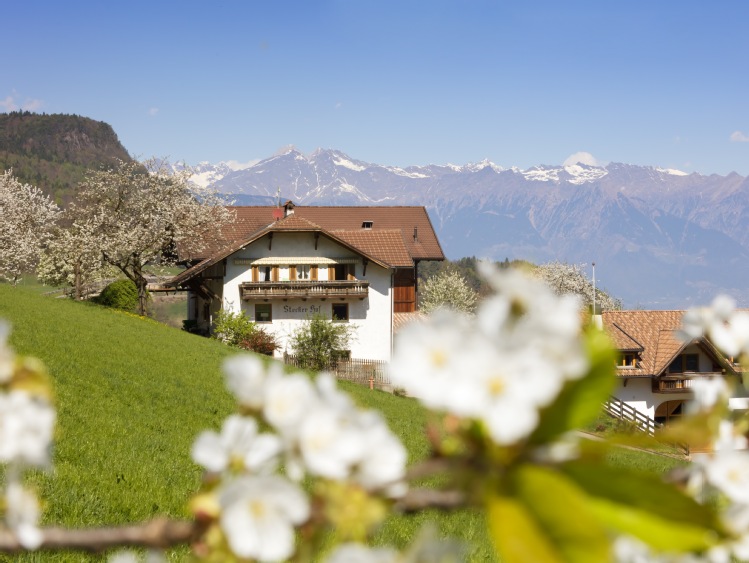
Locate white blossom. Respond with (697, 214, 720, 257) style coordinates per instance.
(0, 170, 59, 284)
(37, 216, 114, 300)
(702, 451, 749, 504)
(0, 321, 14, 383)
(714, 420, 747, 452)
(352, 412, 408, 493)
(191, 415, 281, 474)
(681, 296, 749, 359)
(298, 406, 365, 480)
(391, 264, 589, 445)
(263, 373, 317, 435)
(689, 378, 729, 413)
(223, 355, 280, 410)
(5, 482, 42, 549)
(218, 475, 309, 561)
(0, 391, 55, 467)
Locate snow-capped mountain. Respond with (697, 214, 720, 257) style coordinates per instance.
(182, 148, 749, 309)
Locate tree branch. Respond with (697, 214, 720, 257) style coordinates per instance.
(394, 489, 467, 513)
(0, 518, 203, 554)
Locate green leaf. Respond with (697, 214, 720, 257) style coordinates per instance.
(486, 492, 562, 563)
(530, 326, 616, 444)
(487, 466, 610, 563)
(561, 460, 726, 551)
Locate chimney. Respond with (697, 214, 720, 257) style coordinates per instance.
(283, 200, 296, 217)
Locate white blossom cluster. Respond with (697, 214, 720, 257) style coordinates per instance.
(191, 355, 407, 561)
(536, 261, 622, 311)
(390, 262, 589, 445)
(0, 321, 56, 550)
(0, 170, 60, 285)
(682, 295, 749, 360)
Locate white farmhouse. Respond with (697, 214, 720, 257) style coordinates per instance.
(166, 201, 444, 361)
(601, 310, 749, 426)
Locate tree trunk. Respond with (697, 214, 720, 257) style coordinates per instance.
(133, 262, 149, 316)
(74, 260, 83, 300)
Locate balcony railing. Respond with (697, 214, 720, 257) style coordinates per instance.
(655, 372, 724, 393)
(239, 280, 369, 301)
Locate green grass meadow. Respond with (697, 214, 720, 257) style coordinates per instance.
(0, 284, 686, 561)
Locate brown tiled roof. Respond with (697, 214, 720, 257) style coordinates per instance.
(608, 322, 645, 352)
(187, 205, 444, 262)
(393, 312, 426, 333)
(601, 311, 685, 377)
(168, 214, 409, 287)
(601, 310, 739, 378)
(332, 229, 413, 268)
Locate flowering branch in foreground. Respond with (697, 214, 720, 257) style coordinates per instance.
(0, 519, 202, 554)
(6, 266, 749, 562)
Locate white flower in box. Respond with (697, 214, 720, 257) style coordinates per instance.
(218, 475, 309, 561)
(0, 391, 55, 467)
(263, 373, 317, 435)
(191, 414, 281, 474)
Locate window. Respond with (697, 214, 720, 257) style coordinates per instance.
(255, 303, 272, 323)
(362, 221, 373, 229)
(332, 303, 349, 321)
(668, 353, 700, 374)
(297, 265, 311, 280)
(685, 354, 699, 372)
(333, 264, 354, 280)
(618, 353, 637, 368)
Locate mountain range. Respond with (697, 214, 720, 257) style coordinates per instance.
(181, 147, 749, 309)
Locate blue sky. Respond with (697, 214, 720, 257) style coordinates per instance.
(3, 0, 748, 175)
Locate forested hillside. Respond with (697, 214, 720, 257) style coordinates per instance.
(0, 112, 132, 203)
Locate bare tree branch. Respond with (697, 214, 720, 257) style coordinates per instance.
(0, 518, 203, 554)
(394, 489, 467, 513)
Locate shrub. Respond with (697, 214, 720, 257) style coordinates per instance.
(290, 314, 354, 371)
(212, 310, 256, 347)
(239, 327, 279, 356)
(95, 279, 139, 311)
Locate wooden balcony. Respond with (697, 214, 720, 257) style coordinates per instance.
(654, 373, 723, 393)
(239, 280, 369, 301)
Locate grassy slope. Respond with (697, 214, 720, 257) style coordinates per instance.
(0, 286, 236, 560)
(0, 285, 685, 561)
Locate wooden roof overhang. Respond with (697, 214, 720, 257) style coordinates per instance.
(654, 336, 739, 379)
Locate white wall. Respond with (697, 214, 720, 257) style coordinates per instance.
(612, 378, 659, 419)
(222, 232, 393, 361)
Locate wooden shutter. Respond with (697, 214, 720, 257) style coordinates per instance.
(347, 264, 355, 280)
(290, 265, 297, 281)
(272, 266, 279, 282)
(251, 266, 258, 282)
(311, 265, 318, 281)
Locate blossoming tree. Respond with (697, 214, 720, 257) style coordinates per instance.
(67, 159, 233, 315)
(3, 265, 749, 562)
(419, 270, 479, 314)
(537, 261, 622, 311)
(0, 170, 59, 285)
